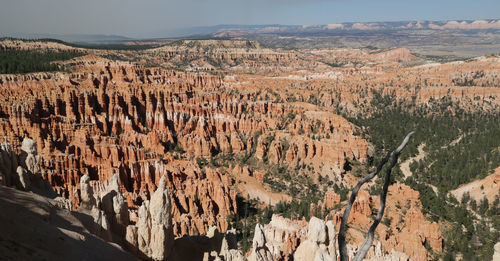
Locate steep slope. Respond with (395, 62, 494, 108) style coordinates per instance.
(450, 166, 500, 203)
(0, 185, 135, 261)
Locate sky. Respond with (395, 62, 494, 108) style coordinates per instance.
(0, 0, 499, 38)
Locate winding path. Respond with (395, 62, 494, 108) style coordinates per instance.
(400, 143, 427, 179)
(399, 143, 438, 193)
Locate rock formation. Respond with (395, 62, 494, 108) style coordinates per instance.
(294, 217, 336, 261)
(0, 137, 56, 197)
(125, 174, 174, 260)
(248, 224, 274, 261)
(0, 55, 369, 237)
(493, 242, 500, 261)
(0, 138, 17, 186)
(247, 214, 413, 261)
(79, 172, 176, 260)
(3, 38, 499, 260)
(217, 234, 247, 261)
(146, 175, 175, 260)
(0, 185, 135, 261)
(78, 173, 126, 242)
(328, 184, 442, 261)
(450, 166, 500, 204)
(262, 214, 307, 260)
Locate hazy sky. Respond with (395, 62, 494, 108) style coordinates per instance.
(0, 0, 498, 38)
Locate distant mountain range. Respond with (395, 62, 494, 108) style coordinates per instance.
(189, 19, 500, 38)
(2, 19, 499, 44)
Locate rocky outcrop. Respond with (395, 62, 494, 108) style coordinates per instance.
(319, 190, 341, 211)
(6, 39, 498, 261)
(248, 224, 274, 261)
(262, 214, 307, 260)
(493, 242, 500, 261)
(366, 48, 416, 63)
(148, 40, 298, 73)
(0, 138, 17, 186)
(0, 39, 80, 51)
(0, 137, 56, 197)
(328, 184, 442, 261)
(0, 56, 369, 238)
(80, 174, 97, 210)
(125, 174, 174, 260)
(79, 172, 175, 260)
(20, 138, 42, 175)
(0, 138, 38, 190)
(218, 234, 247, 261)
(294, 217, 336, 261)
(254, 214, 413, 261)
(78, 173, 129, 242)
(0, 185, 135, 261)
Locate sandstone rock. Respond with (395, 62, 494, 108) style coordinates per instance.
(307, 216, 328, 244)
(90, 206, 113, 241)
(268, 140, 283, 163)
(20, 137, 41, 176)
(0, 55, 372, 239)
(254, 170, 265, 183)
(329, 184, 442, 261)
(325, 221, 337, 258)
(21, 138, 37, 155)
(219, 236, 247, 261)
(53, 196, 73, 210)
(248, 224, 274, 261)
(125, 225, 138, 253)
(16, 166, 30, 190)
(112, 192, 129, 227)
(80, 174, 96, 210)
(0, 138, 17, 186)
(0, 185, 135, 261)
(493, 242, 500, 261)
(323, 190, 340, 210)
(262, 214, 307, 260)
(136, 200, 152, 256)
(366, 48, 416, 63)
(242, 166, 252, 177)
(79, 173, 131, 243)
(5, 39, 497, 261)
(294, 217, 336, 261)
(128, 175, 174, 260)
(207, 225, 218, 238)
(255, 136, 268, 160)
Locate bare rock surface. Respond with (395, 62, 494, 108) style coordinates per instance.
(294, 217, 336, 261)
(493, 242, 500, 261)
(248, 224, 274, 261)
(0, 185, 135, 261)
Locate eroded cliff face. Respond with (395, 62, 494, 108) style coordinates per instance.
(0, 55, 368, 238)
(254, 184, 441, 261)
(252, 214, 411, 261)
(147, 39, 300, 73)
(0, 60, 232, 236)
(326, 184, 442, 261)
(3, 38, 499, 259)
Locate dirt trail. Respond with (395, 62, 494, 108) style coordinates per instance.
(441, 133, 465, 149)
(400, 143, 427, 179)
(399, 143, 438, 193)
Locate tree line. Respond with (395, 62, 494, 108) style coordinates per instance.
(0, 49, 84, 74)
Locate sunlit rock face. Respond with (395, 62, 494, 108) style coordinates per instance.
(2, 38, 500, 260)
